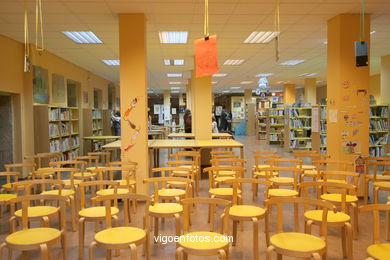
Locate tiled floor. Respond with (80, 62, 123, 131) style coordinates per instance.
(0, 136, 388, 259)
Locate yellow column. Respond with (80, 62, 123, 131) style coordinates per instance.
(381, 55, 390, 104)
(244, 89, 252, 104)
(163, 90, 171, 125)
(327, 14, 370, 162)
(244, 89, 255, 136)
(304, 78, 317, 104)
(284, 84, 296, 104)
(369, 74, 380, 103)
(119, 14, 148, 192)
(191, 71, 212, 139)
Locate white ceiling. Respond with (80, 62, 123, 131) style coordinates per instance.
(1, 0, 389, 93)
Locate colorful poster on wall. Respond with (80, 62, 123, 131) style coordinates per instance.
(194, 35, 219, 78)
(329, 109, 338, 123)
(52, 74, 65, 104)
(82, 91, 89, 105)
(33, 66, 49, 104)
(342, 140, 361, 154)
(311, 107, 319, 132)
(154, 104, 160, 114)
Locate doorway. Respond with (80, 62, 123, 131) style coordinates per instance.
(0, 95, 13, 170)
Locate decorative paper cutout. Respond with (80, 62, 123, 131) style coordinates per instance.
(352, 129, 359, 136)
(342, 141, 361, 154)
(123, 97, 141, 152)
(342, 80, 352, 89)
(341, 130, 349, 139)
(195, 35, 219, 78)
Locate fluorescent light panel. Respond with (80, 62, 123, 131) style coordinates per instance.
(222, 90, 230, 93)
(223, 59, 244, 65)
(280, 60, 305, 66)
(212, 81, 218, 84)
(213, 73, 228, 77)
(240, 81, 253, 84)
(370, 30, 376, 35)
(164, 59, 185, 66)
(170, 87, 181, 90)
(243, 31, 280, 44)
(102, 60, 120, 66)
(167, 73, 182, 77)
(230, 86, 241, 89)
(256, 73, 274, 77)
(171, 90, 180, 93)
(159, 31, 188, 44)
(62, 31, 102, 44)
(299, 73, 319, 77)
(169, 82, 181, 84)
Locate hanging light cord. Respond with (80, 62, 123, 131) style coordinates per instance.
(360, 0, 365, 42)
(204, 0, 209, 39)
(24, 0, 29, 57)
(35, 0, 44, 51)
(274, 0, 280, 62)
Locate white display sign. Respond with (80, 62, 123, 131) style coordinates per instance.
(312, 107, 319, 132)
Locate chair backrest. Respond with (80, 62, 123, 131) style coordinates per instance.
(91, 193, 150, 229)
(298, 181, 356, 212)
(12, 179, 65, 195)
(49, 160, 87, 172)
(204, 166, 246, 188)
(7, 194, 67, 231)
(266, 197, 335, 241)
(4, 163, 36, 174)
(359, 204, 390, 244)
(166, 160, 195, 169)
(314, 159, 354, 172)
(93, 165, 137, 181)
(108, 161, 138, 168)
(253, 154, 280, 169)
(78, 180, 120, 209)
(223, 178, 271, 205)
(0, 171, 20, 185)
(74, 156, 99, 168)
(88, 152, 111, 165)
(181, 197, 231, 234)
(371, 160, 390, 181)
(25, 153, 61, 168)
(143, 176, 193, 201)
(253, 150, 278, 155)
(293, 153, 329, 164)
(210, 158, 246, 167)
(170, 151, 201, 166)
(151, 166, 192, 179)
(322, 170, 360, 187)
(210, 150, 234, 157)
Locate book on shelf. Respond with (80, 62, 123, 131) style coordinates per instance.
(49, 123, 60, 137)
(269, 109, 284, 116)
(92, 109, 102, 119)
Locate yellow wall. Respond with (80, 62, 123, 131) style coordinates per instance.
(369, 74, 380, 103)
(284, 84, 296, 104)
(381, 55, 390, 105)
(0, 34, 115, 161)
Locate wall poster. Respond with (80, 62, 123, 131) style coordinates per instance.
(33, 66, 49, 104)
(52, 74, 65, 104)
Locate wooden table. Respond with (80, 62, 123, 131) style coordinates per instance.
(148, 130, 164, 139)
(167, 133, 233, 139)
(83, 136, 120, 151)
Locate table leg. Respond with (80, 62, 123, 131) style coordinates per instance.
(240, 147, 244, 159)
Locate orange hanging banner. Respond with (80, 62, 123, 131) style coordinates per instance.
(194, 35, 219, 78)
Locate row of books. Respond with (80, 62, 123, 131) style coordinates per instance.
(49, 137, 79, 153)
(290, 119, 311, 128)
(49, 108, 70, 121)
(269, 133, 283, 141)
(370, 106, 388, 117)
(369, 134, 389, 145)
(369, 146, 385, 157)
(320, 135, 327, 146)
(290, 140, 312, 149)
(92, 121, 102, 130)
(49, 123, 60, 137)
(269, 109, 284, 116)
(60, 149, 80, 161)
(257, 110, 267, 117)
(269, 118, 284, 125)
(92, 110, 102, 119)
(320, 107, 327, 118)
(320, 121, 327, 132)
(369, 119, 388, 131)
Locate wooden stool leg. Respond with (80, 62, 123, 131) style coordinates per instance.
(130, 243, 137, 260)
(79, 218, 85, 260)
(70, 197, 76, 232)
(345, 222, 353, 260)
(89, 242, 96, 260)
(266, 246, 275, 260)
(312, 253, 321, 260)
(252, 217, 259, 260)
(40, 244, 49, 260)
(232, 220, 237, 246)
(174, 213, 181, 236)
(106, 249, 112, 260)
(277, 253, 282, 260)
(22, 251, 28, 260)
(352, 203, 359, 239)
(175, 247, 183, 260)
(218, 249, 227, 260)
(341, 225, 347, 258)
(386, 204, 390, 241)
(61, 231, 68, 260)
(154, 217, 159, 242)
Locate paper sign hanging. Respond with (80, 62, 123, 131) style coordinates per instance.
(194, 35, 219, 78)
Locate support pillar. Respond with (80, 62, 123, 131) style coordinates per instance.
(304, 78, 317, 104)
(284, 84, 296, 104)
(163, 90, 171, 125)
(327, 14, 370, 163)
(179, 93, 185, 127)
(381, 55, 390, 104)
(119, 14, 148, 192)
(244, 89, 255, 136)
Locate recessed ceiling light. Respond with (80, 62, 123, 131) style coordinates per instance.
(230, 86, 241, 89)
(323, 41, 328, 45)
(370, 30, 376, 35)
(277, 81, 290, 84)
(212, 81, 218, 84)
(164, 59, 185, 66)
(223, 59, 245, 65)
(213, 73, 228, 77)
(62, 31, 103, 44)
(167, 73, 182, 77)
(171, 90, 180, 94)
(169, 81, 181, 85)
(256, 73, 274, 77)
(170, 87, 180, 90)
(102, 60, 120, 66)
(280, 60, 305, 66)
(240, 81, 253, 84)
(222, 90, 230, 93)
(299, 73, 319, 77)
(243, 31, 280, 44)
(159, 31, 188, 44)
(147, 90, 154, 94)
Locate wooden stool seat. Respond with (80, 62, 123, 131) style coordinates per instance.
(366, 175, 390, 181)
(214, 176, 236, 182)
(269, 176, 294, 184)
(117, 179, 136, 185)
(374, 181, 390, 188)
(270, 232, 326, 253)
(149, 203, 183, 214)
(158, 188, 186, 197)
(268, 189, 298, 197)
(178, 231, 229, 250)
(303, 170, 319, 176)
(96, 188, 129, 196)
(79, 206, 119, 218)
(317, 179, 347, 184)
(167, 180, 190, 186)
(229, 205, 265, 218)
(6, 227, 61, 246)
(252, 164, 269, 170)
(42, 189, 75, 196)
(367, 243, 390, 259)
(209, 188, 241, 196)
(217, 170, 237, 176)
(15, 206, 58, 218)
(321, 194, 358, 203)
(304, 210, 350, 223)
(300, 165, 316, 170)
(74, 172, 96, 178)
(253, 171, 278, 177)
(94, 226, 146, 245)
(86, 166, 106, 171)
(0, 194, 16, 201)
(63, 179, 82, 186)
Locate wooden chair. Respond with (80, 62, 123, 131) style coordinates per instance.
(4, 162, 35, 187)
(170, 151, 201, 193)
(176, 197, 231, 260)
(252, 150, 278, 171)
(204, 165, 245, 190)
(0, 172, 19, 218)
(47, 164, 84, 186)
(88, 151, 111, 166)
(0, 194, 67, 260)
(359, 204, 390, 260)
(210, 150, 235, 158)
(373, 171, 390, 204)
(223, 178, 271, 260)
(364, 160, 390, 204)
(89, 193, 150, 260)
(10, 179, 65, 233)
(320, 171, 360, 239)
(78, 181, 120, 260)
(265, 197, 335, 260)
(210, 158, 246, 180)
(252, 155, 280, 197)
(299, 181, 354, 260)
(293, 153, 329, 181)
(25, 153, 61, 170)
(143, 177, 192, 240)
(165, 162, 196, 195)
(74, 156, 100, 179)
(93, 166, 136, 195)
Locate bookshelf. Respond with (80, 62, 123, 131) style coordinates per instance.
(34, 105, 80, 160)
(285, 106, 312, 151)
(267, 107, 285, 145)
(92, 108, 103, 150)
(256, 108, 267, 140)
(369, 104, 389, 157)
